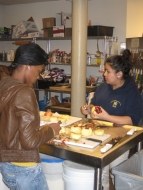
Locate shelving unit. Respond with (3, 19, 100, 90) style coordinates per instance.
(0, 36, 117, 113)
(34, 85, 96, 114)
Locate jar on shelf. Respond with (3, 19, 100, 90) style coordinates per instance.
(96, 57, 101, 65)
(87, 55, 91, 65)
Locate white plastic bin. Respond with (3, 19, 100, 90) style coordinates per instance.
(112, 150, 143, 190)
(62, 160, 94, 190)
(40, 153, 64, 190)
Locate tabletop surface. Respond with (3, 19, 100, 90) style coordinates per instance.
(40, 119, 143, 168)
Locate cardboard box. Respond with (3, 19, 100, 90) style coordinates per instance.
(56, 12, 72, 28)
(42, 17, 55, 29)
(53, 25, 64, 37)
(65, 28, 72, 37)
(28, 32, 43, 38)
(13, 20, 39, 38)
(42, 28, 53, 38)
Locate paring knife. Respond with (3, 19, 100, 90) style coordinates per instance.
(100, 137, 121, 153)
(86, 138, 102, 144)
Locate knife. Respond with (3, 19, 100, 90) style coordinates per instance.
(86, 138, 102, 144)
(100, 138, 120, 153)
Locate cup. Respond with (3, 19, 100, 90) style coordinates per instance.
(10, 49, 15, 61)
(7, 52, 11, 61)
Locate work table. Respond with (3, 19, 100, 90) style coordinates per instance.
(40, 119, 143, 190)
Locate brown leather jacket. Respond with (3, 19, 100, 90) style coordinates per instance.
(0, 65, 12, 80)
(0, 77, 55, 162)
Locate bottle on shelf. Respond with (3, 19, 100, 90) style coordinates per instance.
(2, 50, 6, 61)
(87, 55, 91, 65)
(52, 51, 56, 63)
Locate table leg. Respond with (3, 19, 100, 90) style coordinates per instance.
(137, 141, 142, 151)
(94, 168, 102, 190)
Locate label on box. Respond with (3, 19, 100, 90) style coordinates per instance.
(53, 26, 64, 37)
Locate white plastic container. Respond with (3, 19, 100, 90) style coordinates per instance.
(63, 173, 94, 190)
(62, 160, 94, 190)
(40, 153, 64, 190)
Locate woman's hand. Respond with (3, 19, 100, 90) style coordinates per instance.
(39, 122, 61, 136)
(81, 104, 92, 115)
(48, 122, 61, 136)
(90, 106, 109, 120)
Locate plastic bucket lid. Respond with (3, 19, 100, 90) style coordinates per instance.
(40, 153, 64, 163)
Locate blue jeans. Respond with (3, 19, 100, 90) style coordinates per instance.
(1, 162, 49, 190)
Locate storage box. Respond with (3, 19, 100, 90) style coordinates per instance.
(56, 12, 72, 28)
(37, 79, 56, 89)
(42, 28, 53, 38)
(112, 150, 143, 190)
(53, 25, 64, 37)
(13, 20, 39, 38)
(28, 32, 43, 38)
(65, 28, 72, 37)
(42, 17, 55, 29)
(88, 25, 114, 36)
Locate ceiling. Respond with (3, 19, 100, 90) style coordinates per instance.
(0, 0, 60, 5)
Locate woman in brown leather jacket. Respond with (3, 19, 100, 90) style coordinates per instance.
(0, 43, 60, 190)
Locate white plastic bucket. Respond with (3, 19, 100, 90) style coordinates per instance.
(62, 160, 94, 190)
(40, 153, 64, 190)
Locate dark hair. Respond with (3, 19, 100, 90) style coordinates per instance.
(11, 43, 49, 69)
(106, 49, 132, 79)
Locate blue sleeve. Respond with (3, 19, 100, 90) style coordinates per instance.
(126, 90, 142, 126)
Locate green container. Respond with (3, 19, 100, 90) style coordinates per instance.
(0, 27, 11, 35)
(0, 27, 4, 34)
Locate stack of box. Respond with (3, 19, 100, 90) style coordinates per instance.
(42, 12, 72, 38)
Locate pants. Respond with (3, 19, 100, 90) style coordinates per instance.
(0, 162, 49, 190)
(102, 151, 129, 190)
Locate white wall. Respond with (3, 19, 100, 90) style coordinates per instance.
(0, 0, 127, 76)
(126, 0, 143, 38)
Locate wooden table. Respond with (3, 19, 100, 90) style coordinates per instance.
(40, 119, 143, 190)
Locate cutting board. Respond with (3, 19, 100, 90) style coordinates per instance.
(61, 116, 82, 126)
(40, 111, 82, 127)
(54, 134, 111, 149)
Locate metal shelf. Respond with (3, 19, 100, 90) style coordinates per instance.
(0, 36, 114, 41)
(49, 62, 100, 67)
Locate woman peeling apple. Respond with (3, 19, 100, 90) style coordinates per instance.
(81, 49, 142, 190)
(81, 49, 142, 126)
